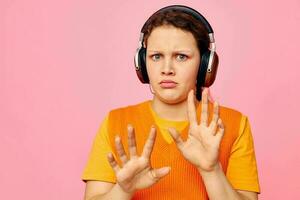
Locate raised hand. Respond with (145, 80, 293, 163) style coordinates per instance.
(107, 125, 170, 194)
(168, 88, 225, 173)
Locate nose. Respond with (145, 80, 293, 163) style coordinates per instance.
(161, 58, 175, 75)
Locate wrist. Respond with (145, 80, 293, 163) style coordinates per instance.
(197, 162, 222, 175)
(115, 183, 135, 198)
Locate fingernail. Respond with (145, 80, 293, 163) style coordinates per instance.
(161, 167, 171, 173)
(127, 124, 133, 131)
(115, 135, 121, 141)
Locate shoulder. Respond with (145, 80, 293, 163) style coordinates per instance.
(108, 100, 151, 117)
(217, 103, 245, 120)
(213, 103, 250, 136)
(218, 103, 242, 115)
(217, 103, 254, 138)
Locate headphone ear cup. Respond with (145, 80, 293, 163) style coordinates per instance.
(197, 50, 219, 88)
(135, 47, 149, 83)
(197, 50, 210, 88)
(204, 52, 219, 87)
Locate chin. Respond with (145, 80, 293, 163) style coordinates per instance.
(156, 92, 185, 105)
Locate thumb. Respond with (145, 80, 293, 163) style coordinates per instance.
(168, 127, 184, 150)
(149, 167, 171, 181)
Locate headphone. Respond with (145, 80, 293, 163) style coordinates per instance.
(134, 5, 219, 100)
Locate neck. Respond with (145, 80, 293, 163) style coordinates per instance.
(150, 95, 199, 121)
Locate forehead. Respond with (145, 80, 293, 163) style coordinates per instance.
(146, 25, 198, 50)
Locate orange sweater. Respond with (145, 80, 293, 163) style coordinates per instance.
(106, 100, 245, 199)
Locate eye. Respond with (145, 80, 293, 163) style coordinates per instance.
(176, 54, 188, 61)
(150, 54, 161, 61)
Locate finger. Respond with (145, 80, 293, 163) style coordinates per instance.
(187, 89, 197, 125)
(127, 124, 137, 158)
(149, 167, 171, 181)
(107, 152, 120, 173)
(141, 125, 156, 159)
(212, 101, 219, 124)
(216, 118, 225, 141)
(168, 127, 184, 150)
(200, 88, 209, 126)
(115, 135, 129, 165)
(209, 101, 219, 133)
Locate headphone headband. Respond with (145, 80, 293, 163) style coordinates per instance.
(139, 5, 216, 51)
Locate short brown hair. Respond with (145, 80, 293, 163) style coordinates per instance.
(142, 8, 210, 55)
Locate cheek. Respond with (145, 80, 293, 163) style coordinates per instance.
(146, 63, 159, 80)
(179, 67, 199, 83)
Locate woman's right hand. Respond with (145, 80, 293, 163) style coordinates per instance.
(107, 125, 171, 194)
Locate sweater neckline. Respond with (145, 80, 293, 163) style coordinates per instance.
(143, 100, 204, 141)
(146, 99, 202, 123)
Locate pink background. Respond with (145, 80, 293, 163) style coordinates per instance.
(1, 0, 299, 199)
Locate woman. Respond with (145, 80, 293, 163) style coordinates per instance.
(82, 5, 260, 200)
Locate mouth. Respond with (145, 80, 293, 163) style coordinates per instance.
(159, 80, 178, 88)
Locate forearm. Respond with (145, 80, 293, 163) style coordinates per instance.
(198, 162, 245, 200)
(89, 183, 134, 200)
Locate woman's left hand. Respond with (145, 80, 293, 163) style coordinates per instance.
(168, 88, 225, 173)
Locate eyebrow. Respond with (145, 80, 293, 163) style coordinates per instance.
(147, 49, 193, 53)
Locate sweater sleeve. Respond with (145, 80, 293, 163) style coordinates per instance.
(81, 114, 117, 183)
(226, 115, 261, 193)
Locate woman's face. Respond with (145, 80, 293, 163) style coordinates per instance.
(146, 25, 201, 104)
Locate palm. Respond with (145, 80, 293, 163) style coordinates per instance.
(181, 124, 220, 170)
(115, 157, 153, 191)
(107, 125, 170, 193)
